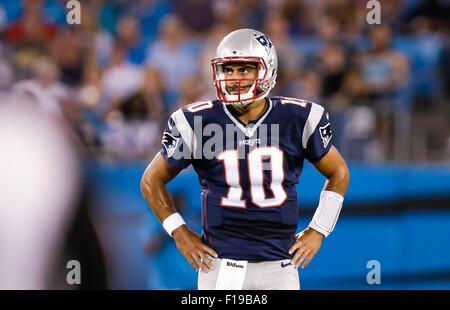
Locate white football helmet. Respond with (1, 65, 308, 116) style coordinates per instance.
(211, 29, 278, 108)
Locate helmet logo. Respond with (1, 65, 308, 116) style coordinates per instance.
(254, 34, 273, 55)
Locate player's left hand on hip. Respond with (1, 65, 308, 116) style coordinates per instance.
(288, 227, 324, 269)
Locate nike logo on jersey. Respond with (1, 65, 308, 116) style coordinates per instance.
(281, 262, 291, 268)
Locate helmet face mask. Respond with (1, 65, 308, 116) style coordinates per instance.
(212, 57, 270, 107)
(211, 29, 278, 108)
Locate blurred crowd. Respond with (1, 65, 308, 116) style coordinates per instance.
(0, 0, 449, 162)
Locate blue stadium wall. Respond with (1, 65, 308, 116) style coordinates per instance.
(84, 161, 450, 290)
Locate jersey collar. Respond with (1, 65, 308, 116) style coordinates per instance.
(221, 98, 273, 138)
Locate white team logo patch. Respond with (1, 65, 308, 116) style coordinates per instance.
(319, 123, 332, 148)
(162, 132, 179, 157)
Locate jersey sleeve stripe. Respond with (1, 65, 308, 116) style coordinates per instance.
(302, 102, 324, 149)
(171, 109, 196, 156)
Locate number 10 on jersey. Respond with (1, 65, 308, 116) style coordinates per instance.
(217, 146, 287, 209)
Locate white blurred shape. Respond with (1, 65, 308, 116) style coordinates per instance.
(344, 106, 376, 140)
(11, 80, 64, 117)
(101, 63, 143, 101)
(0, 103, 79, 289)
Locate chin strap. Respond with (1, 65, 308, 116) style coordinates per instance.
(225, 84, 271, 108)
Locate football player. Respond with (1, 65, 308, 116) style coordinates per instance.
(141, 29, 349, 290)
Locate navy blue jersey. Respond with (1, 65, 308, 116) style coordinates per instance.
(160, 97, 333, 261)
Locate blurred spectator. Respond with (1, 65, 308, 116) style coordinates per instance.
(0, 46, 14, 92)
(11, 56, 69, 118)
(0, 5, 7, 31)
(99, 40, 162, 160)
(315, 15, 342, 44)
(145, 14, 198, 111)
(333, 67, 368, 107)
(331, 67, 378, 160)
(50, 28, 85, 86)
(127, 0, 173, 43)
(331, 71, 372, 161)
(277, 0, 303, 36)
(357, 24, 409, 102)
(286, 70, 322, 103)
(96, 15, 148, 67)
(239, 0, 268, 30)
(3, 0, 57, 44)
(3, 0, 59, 77)
(404, 0, 450, 32)
(101, 89, 162, 161)
(324, 0, 364, 37)
(211, 0, 246, 30)
(263, 10, 302, 94)
(77, 60, 104, 111)
(116, 16, 147, 65)
(342, 105, 379, 161)
(141, 67, 165, 118)
(101, 43, 144, 104)
(356, 24, 410, 160)
(66, 61, 105, 156)
(174, 0, 215, 34)
(175, 76, 202, 110)
(98, 0, 126, 35)
(317, 42, 347, 99)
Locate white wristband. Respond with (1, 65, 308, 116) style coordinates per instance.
(162, 213, 186, 237)
(308, 190, 344, 238)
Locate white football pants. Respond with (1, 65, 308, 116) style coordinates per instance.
(198, 256, 300, 290)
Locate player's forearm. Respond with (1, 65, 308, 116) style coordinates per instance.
(312, 147, 349, 197)
(140, 173, 177, 223)
(322, 164, 349, 197)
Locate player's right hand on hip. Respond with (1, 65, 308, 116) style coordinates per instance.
(172, 225, 218, 272)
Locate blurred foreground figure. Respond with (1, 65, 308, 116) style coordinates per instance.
(0, 102, 79, 289)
